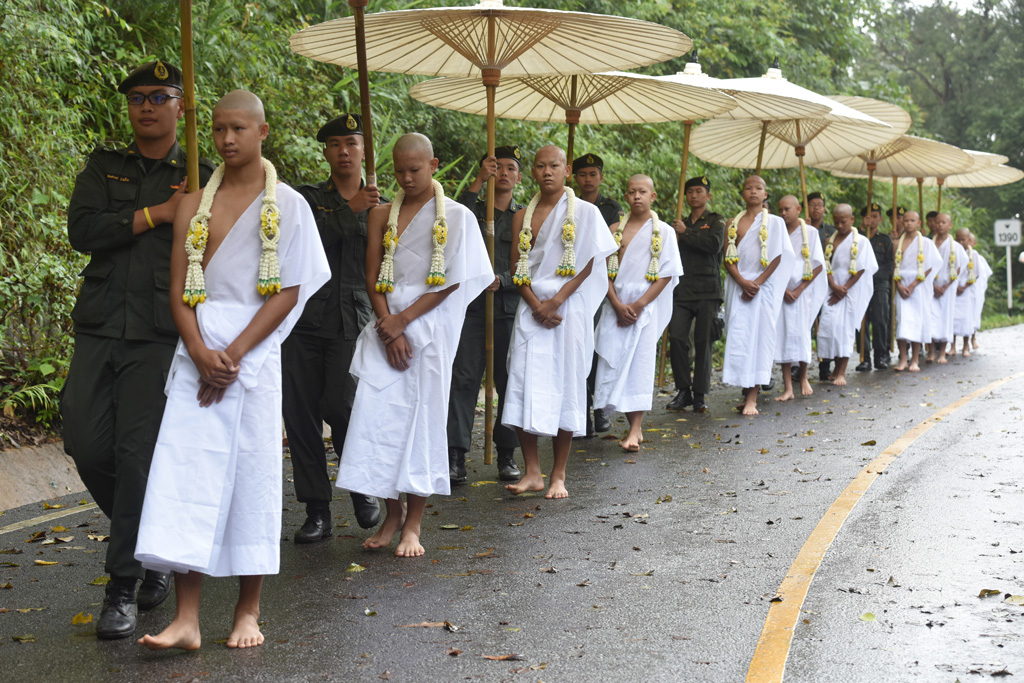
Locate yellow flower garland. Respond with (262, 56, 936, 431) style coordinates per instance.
(724, 208, 769, 268)
(606, 211, 663, 282)
(946, 240, 958, 282)
(893, 233, 926, 283)
(375, 179, 446, 293)
(966, 247, 976, 284)
(797, 218, 813, 281)
(183, 157, 280, 307)
(513, 187, 577, 286)
(824, 228, 859, 276)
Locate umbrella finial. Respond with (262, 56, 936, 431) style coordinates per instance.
(771, 56, 780, 70)
(765, 56, 783, 80)
(478, 0, 503, 7)
(682, 50, 704, 77)
(689, 50, 699, 64)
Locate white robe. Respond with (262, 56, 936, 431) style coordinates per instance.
(502, 191, 617, 437)
(593, 217, 683, 413)
(973, 252, 993, 332)
(722, 212, 794, 388)
(775, 223, 827, 364)
(136, 184, 329, 577)
(336, 198, 492, 500)
(953, 247, 978, 337)
(817, 230, 878, 360)
(894, 234, 941, 344)
(928, 236, 967, 342)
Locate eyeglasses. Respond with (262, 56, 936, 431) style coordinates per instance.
(126, 93, 182, 106)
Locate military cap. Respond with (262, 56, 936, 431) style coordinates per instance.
(684, 175, 711, 191)
(482, 145, 523, 168)
(860, 201, 884, 217)
(896, 205, 907, 217)
(118, 60, 183, 93)
(316, 113, 363, 142)
(572, 153, 604, 174)
(807, 191, 825, 203)
(925, 210, 939, 220)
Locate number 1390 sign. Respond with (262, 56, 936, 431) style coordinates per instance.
(995, 219, 1022, 247)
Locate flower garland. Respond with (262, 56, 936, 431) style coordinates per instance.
(966, 247, 976, 284)
(893, 233, 926, 283)
(183, 157, 280, 307)
(606, 211, 663, 282)
(513, 187, 577, 286)
(824, 228, 860, 276)
(375, 179, 446, 293)
(725, 208, 769, 268)
(946, 240, 958, 282)
(797, 218, 814, 281)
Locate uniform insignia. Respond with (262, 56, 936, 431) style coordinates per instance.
(346, 115, 358, 130)
(701, 176, 709, 187)
(154, 61, 169, 80)
(586, 155, 595, 164)
(514, 147, 521, 159)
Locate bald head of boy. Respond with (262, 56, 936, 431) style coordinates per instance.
(212, 89, 268, 166)
(393, 133, 439, 200)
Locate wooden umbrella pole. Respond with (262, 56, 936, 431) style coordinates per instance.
(890, 177, 898, 352)
(866, 163, 875, 206)
(179, 0, 199, 193)
(482, 60, 499, 467)
(674, 121, 693, 222)
(755, 121, 768, 175)
(566, 76, 579, 168)
(917, 178, 923, 216)
(796, 145, 808, 219)
(859, 164, 876, 365)
(349, 0, 375, 186)
(937, 178, 944, 212)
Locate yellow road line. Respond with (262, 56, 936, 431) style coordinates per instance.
(0, 502, 99, 536)
(746, 371, 1024, 682)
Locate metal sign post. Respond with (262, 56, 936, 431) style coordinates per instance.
(994, 219, 1022, 311)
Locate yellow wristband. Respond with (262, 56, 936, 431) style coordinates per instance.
(143, 206, 156, 229)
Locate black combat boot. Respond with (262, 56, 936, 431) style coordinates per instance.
(294, 502, 333, 544)
(449, 447, 467, 484)
(136, 570, 172, 610)
(496, 448, 520, 481)
(96, 576, 138, 640)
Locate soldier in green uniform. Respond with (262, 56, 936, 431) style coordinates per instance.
(667, 176, 725, 413)
(807, 191, 836, 381)
(447, 145, 525, 483)
(284, 114, 382, 543)
(62, 61, 215, 639)
(572, 152, 623, 434)
(856, 202, 895, 371)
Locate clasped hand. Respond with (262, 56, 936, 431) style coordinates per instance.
(192, 347, 239, 407)
(739, 278, 760, 301)
(614, 300, 641, 327)
(375, 312, 407, 346)
(532, 298, 563, 328)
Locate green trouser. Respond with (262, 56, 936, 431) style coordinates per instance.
(282, 332, 358, 505)
(669, 298, 718, 395)
(865, 284, 891, 361)
(446, 315, 518, 453)
(61, 334, 174, 580)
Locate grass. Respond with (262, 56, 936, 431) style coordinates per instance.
(981, 312, 1024, 330)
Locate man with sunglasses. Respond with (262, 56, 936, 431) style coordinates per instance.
(62, 60, 214, 640)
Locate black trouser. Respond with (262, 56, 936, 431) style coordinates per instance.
(446, 315, 518, 453)
(62, 335, 174, 580)
(865, 284, 891, 361)
(282, 332, 358, 505)
(669, 298, 718, 395)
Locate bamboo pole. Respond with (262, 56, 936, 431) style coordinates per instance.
(179, 0, 199, 193)
(917, 178, 924, 216)
(349, 0, 375, 186)
(890, 178, 898, 352)
(481, 15, 498, 467)
(937, 178, 944, 211)
(566, 76, 579, 168)
(755, 121, 768, 175)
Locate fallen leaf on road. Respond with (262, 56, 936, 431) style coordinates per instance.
(577, 579, 591, 587)
(89, 576, 110, 586)
(460, 526, 473, 531)
(87, 534, 109, 542)
(33, 560, 58, 566)
(1004, 595, 1024, 605)
(769, 595, 783, 603)
(444, 621, 460, 632)
(446, 648, 462, 657)
(482, 654, 525, 661)
(504, 627, 521, 632)
(397, 621, 446, 628)
(439, 524, 459, 530)
(12, 634, 35, 643)
(71, 612, 92, 625)
(364, 608, 378, 616)
(861, 440, 877, 446)
(1, 583, 12, 589)
(887, 576, 901, 587)
(979, 588, 1002, 598)
(992, 668, 1012, 677)
(860, 612, 876, 622)
(539, 567, 558, 573)
(656, 495, 673, 504)
(631, 570, 654, 576)
(346, 563, 367, 573)
(1, 562, 19, 567)
(469, 481, 497, 487)
(475, 548, 495, 557)
(16, 608, 44, 613)
(42, 502, 63, 510)
(759, 448, 770, 454)
(50, 526, 68, 533)
(25, 532, 45, 543)
(0, 549, 23, 555)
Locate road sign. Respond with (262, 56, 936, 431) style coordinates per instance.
(995, 218, 1022, 247)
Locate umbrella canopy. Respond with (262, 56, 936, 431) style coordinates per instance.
(290, 0, 692, 78)
(814, 135, 972, 181)
(896, 164, 1024, 188)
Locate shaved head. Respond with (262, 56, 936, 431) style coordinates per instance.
(832, 203, 853, 217)
(778, 194, 800, 208)
(536, 145, 567, 165)
(955, 227, 972, 240)
(743, 175, 767, 191)
(777, 195, 802, 228)
(627, 174, 655, 191)
(393, 132, 434, 160)
(214, 89, 265, 123)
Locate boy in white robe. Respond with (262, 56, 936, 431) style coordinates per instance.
(816, 204, 878, 386)
(593, 175, 683, 451)
(926, 213, 967, 364)
(336, 134, 492, 557)
(952, 228, 977, 355)
(773, 196, 826, 400)
(970, 233, 993, 350)
(722, 176, 794, 416)
(502, 145, 617, 498)
(893, 211, 941, 372)
(135, 91, 330, 651)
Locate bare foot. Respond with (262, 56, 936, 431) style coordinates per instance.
(800, 379, 814, 397)
(774, 390, 794, 402)
(735, 401, 747, 412)
(506, 473, 545, 495)
(395, 527, 424, 557)
(227, 610, 263, 649)
(545, 478, 569, 499)
(741, 397, 759, 416)
(363, 512, 403, 550)
(138, 619, 201, 651)
(619, 434, 641, 452)
(935, 355, 947, 364)
(893, 362, 907, 372)
(832, 374, 847, 386)
(925, 354, 935, 363)
(962, 348, 971, 357)
(972, 337, 979, 350)
(908, 362, 920, 372)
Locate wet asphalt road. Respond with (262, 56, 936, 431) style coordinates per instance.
(1, 325, 1022, 682)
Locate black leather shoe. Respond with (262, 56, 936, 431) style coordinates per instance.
(692, 393, 708, 413)
(96, 577, 137, 640)
(136, 570, 171, 611)
(855, 360, 871, 372)
(875, 357, 889, 370)
(294, 505, 333, 543)
(593, 409, 611, 433)
(761, 377, 775, 392)
(818, 360, 831, 382)
(667, 389, 693, 411)
(351, 494, 380, 529)
(448, 447, 467, 484)
(790, 366, 800, 381)
(496, 448, 521, 481)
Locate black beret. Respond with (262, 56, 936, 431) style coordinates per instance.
(482, 145, 523, 167)
(118, 60, 183, 93)
(860, 201, 884, 217)
(684, 175, 711, 191)
(316, 113, 363, 142)
(807, 191, 825, 203)
(896, 205, 907, 217)
(925, 210, 939, 220)
(572, 153, 603, 174)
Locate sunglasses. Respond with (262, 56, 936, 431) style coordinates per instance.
(126, 93, 182, 106)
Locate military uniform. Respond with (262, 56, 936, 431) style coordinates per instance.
(592, 193, 624, 227)
(446, 186, 524, 462)
(62, 61, 214, 590)
(669, 202, 725, 401)
(864, 226, 894, 367)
